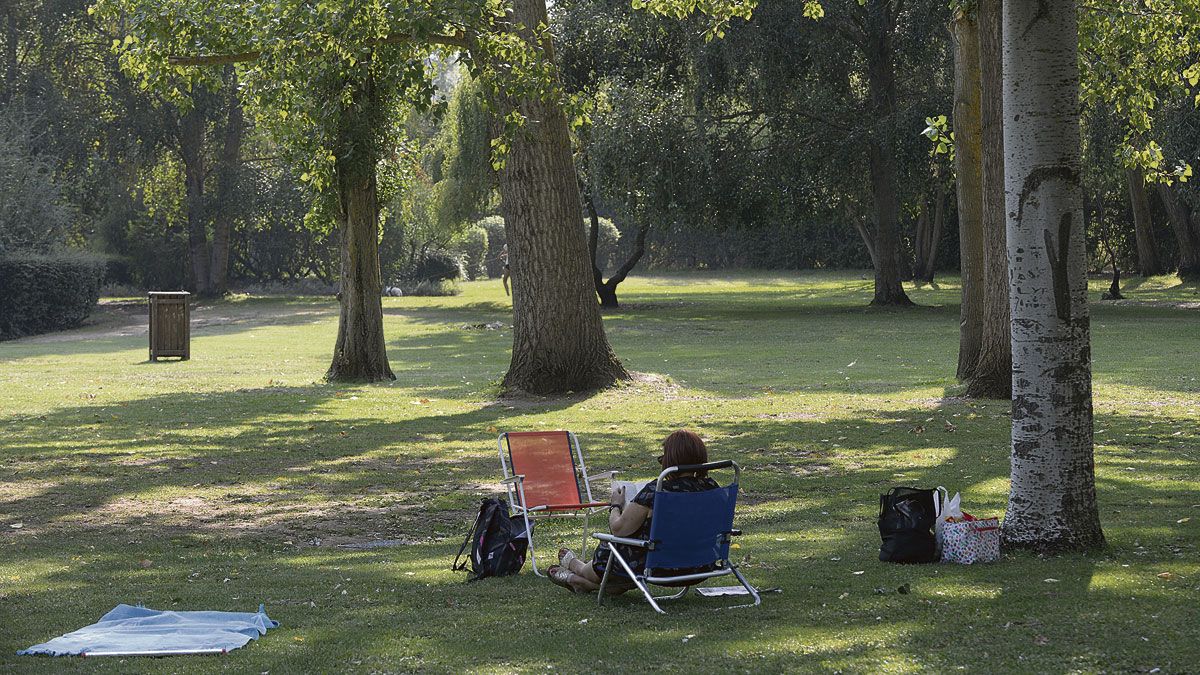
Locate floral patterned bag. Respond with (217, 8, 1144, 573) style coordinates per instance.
(940, 516, 1000, 564)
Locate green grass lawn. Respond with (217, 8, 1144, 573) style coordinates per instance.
(1, 271, 1198, 673)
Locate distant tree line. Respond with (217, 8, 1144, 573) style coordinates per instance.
(2, 0, 1194, 308)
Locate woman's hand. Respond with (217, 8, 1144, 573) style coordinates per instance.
(609, 484, 626, 508)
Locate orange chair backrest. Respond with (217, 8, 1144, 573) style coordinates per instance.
(505, 431, 583, 508)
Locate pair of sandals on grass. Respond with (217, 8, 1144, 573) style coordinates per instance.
(547, 547, 633, 595)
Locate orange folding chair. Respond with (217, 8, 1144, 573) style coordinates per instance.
(498, 431, 615, 576)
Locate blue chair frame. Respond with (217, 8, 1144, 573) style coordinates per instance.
(592, 460, 761, 614)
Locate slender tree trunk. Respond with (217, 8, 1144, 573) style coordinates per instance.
(178, 106, 212, 295)
(924, 181, 947, 281)
(863, 2, 913, 306)
(584, 180, 648, 309)
(489, 0, 629, 393)
(1158, 182, 1200, 279)
(1001, 0, 1103, 552)
(914, 198, 930, 278)
(325, 76, 394, 383)
(966, 0, 1012, 399)
(953, 11, 985, 379)
(854, 216, 879, 269)
(209, 74, 243, 296)
(1126, 167, 1163, 276)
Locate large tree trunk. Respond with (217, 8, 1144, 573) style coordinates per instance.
(862, 1, 913, 306)
(966, 0, 1012, 400)
(209, 73, 243, 297)
(1126, 167, 1163, 276)
(952, 11, 985, 380)
(178, 106, 212, 295)
(1001, 0, 1104, 552)
(1157, 182, 1200, 279)
(325, 76, 394, 383)
(491, 0, 629, 393)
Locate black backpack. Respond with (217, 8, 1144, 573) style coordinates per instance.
(452, 498, 529, 581)
(878, 487, 938, 564)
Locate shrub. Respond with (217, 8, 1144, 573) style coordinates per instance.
(0, 117, 76, 255)
(588, 216, 622, 272)
(403, 249, 463, 284)
(477, 216, 507, 278)
(398, 279, 460, 297)
(454, 225, 489, 280)
(0, 252, 106, 340)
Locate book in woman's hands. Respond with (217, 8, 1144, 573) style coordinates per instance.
(611, 480, 651, 507)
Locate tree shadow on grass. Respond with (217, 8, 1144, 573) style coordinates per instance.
(2, 393, 1198, 670)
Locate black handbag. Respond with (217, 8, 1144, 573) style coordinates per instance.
(878, 487, 938, 563)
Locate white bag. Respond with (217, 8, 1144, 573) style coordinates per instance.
(934, 486, 962, 555)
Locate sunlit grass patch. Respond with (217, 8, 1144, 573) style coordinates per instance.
(0, 271, 1197, 672)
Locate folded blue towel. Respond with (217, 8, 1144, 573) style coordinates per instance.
(18, 604, 279, 657)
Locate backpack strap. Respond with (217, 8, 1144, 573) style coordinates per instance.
(452, 500, 489, 572)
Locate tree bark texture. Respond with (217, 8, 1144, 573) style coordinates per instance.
(1001, 0, 1104, 552)
(1158, 183, 1200, 278)
(966, 0, 1012, 399)
(1126, 167, 1163, 276)
(490, 0, 628, 393)
(179, 106, 212, 295)
(862, 1, 913, 306)
(325, 76, 394, 382)
(952, 12, 985, 380)
(208, 72, 244, 296)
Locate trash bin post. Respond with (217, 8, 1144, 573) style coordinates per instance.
(148, 291, 191, 361)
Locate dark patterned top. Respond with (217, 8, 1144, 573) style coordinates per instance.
(592, 475, 720, 579)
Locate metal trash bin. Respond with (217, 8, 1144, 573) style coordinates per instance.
(148, 291, 191, 361)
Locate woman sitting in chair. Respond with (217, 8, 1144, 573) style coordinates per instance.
(547, 429, 719, 594)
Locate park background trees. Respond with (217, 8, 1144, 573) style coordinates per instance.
(8, 0, 1197, 309)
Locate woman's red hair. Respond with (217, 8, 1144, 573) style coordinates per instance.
(660, 429, 709, 476)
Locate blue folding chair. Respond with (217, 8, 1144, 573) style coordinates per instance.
(592, 460, 761, 614)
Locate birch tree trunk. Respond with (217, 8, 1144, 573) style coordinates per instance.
(325, 75, 394, 382)
(952, 11, 985, 380)
(492, 0, 629, 393)
(966, 0, 1012, 399)
(1001, 0, 1104, 552)
(1126, 167, 1163, 276)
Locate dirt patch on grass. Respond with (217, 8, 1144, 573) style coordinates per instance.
(14, 299, 334, 345)
(756, 411, 823, 420)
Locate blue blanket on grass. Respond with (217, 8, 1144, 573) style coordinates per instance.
(18, 604, 278, 657)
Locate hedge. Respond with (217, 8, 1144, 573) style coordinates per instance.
(0, 252, 106, 340)
(404, 250, 463, 284)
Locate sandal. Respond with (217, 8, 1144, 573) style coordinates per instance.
(547, 565, 580, 593)
(558, 548, 579, 569)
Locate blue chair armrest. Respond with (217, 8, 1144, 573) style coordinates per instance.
(592, 533, 654, 549)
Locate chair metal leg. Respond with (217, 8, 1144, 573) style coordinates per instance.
(522, 510, 543, 577)
(651, 586, 691, 601)
(729, 564, 762, 608)
(581, 512, 591, 559)
(608, 547, 664, 614)
(597, 552, 613, 605)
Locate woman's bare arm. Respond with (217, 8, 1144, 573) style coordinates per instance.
(608, 502, 650, 537)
